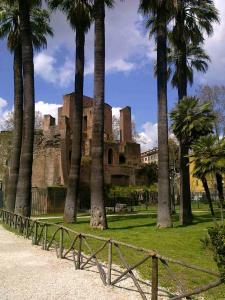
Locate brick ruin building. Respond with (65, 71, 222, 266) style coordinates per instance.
(32, 93, 143, 194)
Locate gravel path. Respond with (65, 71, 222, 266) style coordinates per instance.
(0, 225, 170, 300)
(0, 225, 142, 300)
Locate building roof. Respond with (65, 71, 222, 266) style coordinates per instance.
(141, 147, 158, 157)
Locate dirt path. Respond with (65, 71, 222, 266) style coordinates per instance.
(0, 225, 149, 300)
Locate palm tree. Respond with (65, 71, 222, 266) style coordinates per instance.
(172, 0, 219, 100)
(167, 42, 210, 88)
(170, 97, 216, 223)
(0, 2, 52, 213)
(190, 136, 225, 222)
(166, 40, 210, 223)
(90, 0, 114, 229)
(171, 0, 219, 224)
(15, 0, 43, 217)
(139, 0, 175, 227)
(190, 138, 215, 217)
(47, 0, 93, 223)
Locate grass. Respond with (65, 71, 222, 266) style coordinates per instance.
(36, 205, 225, 300)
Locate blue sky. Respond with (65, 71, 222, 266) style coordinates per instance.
(0, 0, 225, 150)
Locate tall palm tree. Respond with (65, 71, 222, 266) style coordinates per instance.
(167, 42, 210, 88)
(48, 0, 93, 223)
(0, 2, 52, 213)
(190, 135, 225, 222)
(170, 97, 216, 223)
(172, 0, 219, 224)
(15, 0, 42, 217)
(90, 0, 114, 229)
(167, 39, 210, 223)
(172, 0, 219, 101)
(139, 0, 175, 227)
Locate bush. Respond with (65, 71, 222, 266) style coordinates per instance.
(208, 225, 225, 282)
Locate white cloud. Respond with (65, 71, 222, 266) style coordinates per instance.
(34, 0, 153, 86)
(112, 107, 122, 119)
(34, 53, 74, 86)
(0, 98, 61, 130)
(35, 101, 61, 121)
(137, 122, 158, 151)
(0, 97, 7, 112)
(0, 97, 10, 130)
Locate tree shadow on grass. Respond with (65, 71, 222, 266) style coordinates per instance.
(107, 213, 156, 223)
(108, 221, 157, 231)
(175, 213, 219, 228)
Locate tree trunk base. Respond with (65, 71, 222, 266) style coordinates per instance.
(15, 205, 30, 217)
(64, 206, 77, 224)
(90, 207, 108, 230)
(179, 214, 193, 226)
(157, 223, 172, 228)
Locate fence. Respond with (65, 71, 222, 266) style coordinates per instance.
(0, 209, 223, 300)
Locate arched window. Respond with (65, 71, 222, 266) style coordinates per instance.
(108, 149, 113, 164)
(119, 154, 126, 164)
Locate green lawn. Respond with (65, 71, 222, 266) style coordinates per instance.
(37, 206, 224, 300)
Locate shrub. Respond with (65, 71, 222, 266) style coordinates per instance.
(208, 225, 225, 282)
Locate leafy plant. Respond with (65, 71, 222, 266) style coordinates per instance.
(208, 225, 225, 282)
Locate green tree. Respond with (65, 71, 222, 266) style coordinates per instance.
(47, 0, 93, 223)
(170, 97, 216, 223)
(190, 137, 215, 217)
(190, 135, 225, 222)
(139, 0, 174, 227)
(0, 1, 52, 213)
(90, 0, 114, 229)
(171, 0, 219, 224)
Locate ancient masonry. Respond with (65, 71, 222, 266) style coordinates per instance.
(32, 93, 142, 190)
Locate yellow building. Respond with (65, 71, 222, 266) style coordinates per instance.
(189, 161, 221, 193)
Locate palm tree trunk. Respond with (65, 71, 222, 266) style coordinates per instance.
(176, 0, 192, 224)
(15, 0, 35, 217)
(179, 144, 192, 224)
(201, 176, 214, 217)
(90, 0, 108, 229)
(156, 4, 172, 228)
(64, 30, 85, 223)
(6, 45, 23, 212)
(215, 172, 224, 224)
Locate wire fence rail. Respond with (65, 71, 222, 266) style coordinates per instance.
(0, 209, 223, 300)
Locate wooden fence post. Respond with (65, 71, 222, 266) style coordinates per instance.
(43, 224, 48, 250)
(19, 217, 22, 234)
(32, 222, 38, 245)
(151, 255, 158, 300)
(107, 240, 112, 285)
(15, 215, 17, 230)
(59, 227, 64, 258)
(25, 219, 29, 238)
(9, 213, 12, 227)
(77, 234, 82, 269)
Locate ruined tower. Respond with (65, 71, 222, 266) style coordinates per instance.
(120, 106, 132, 143)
